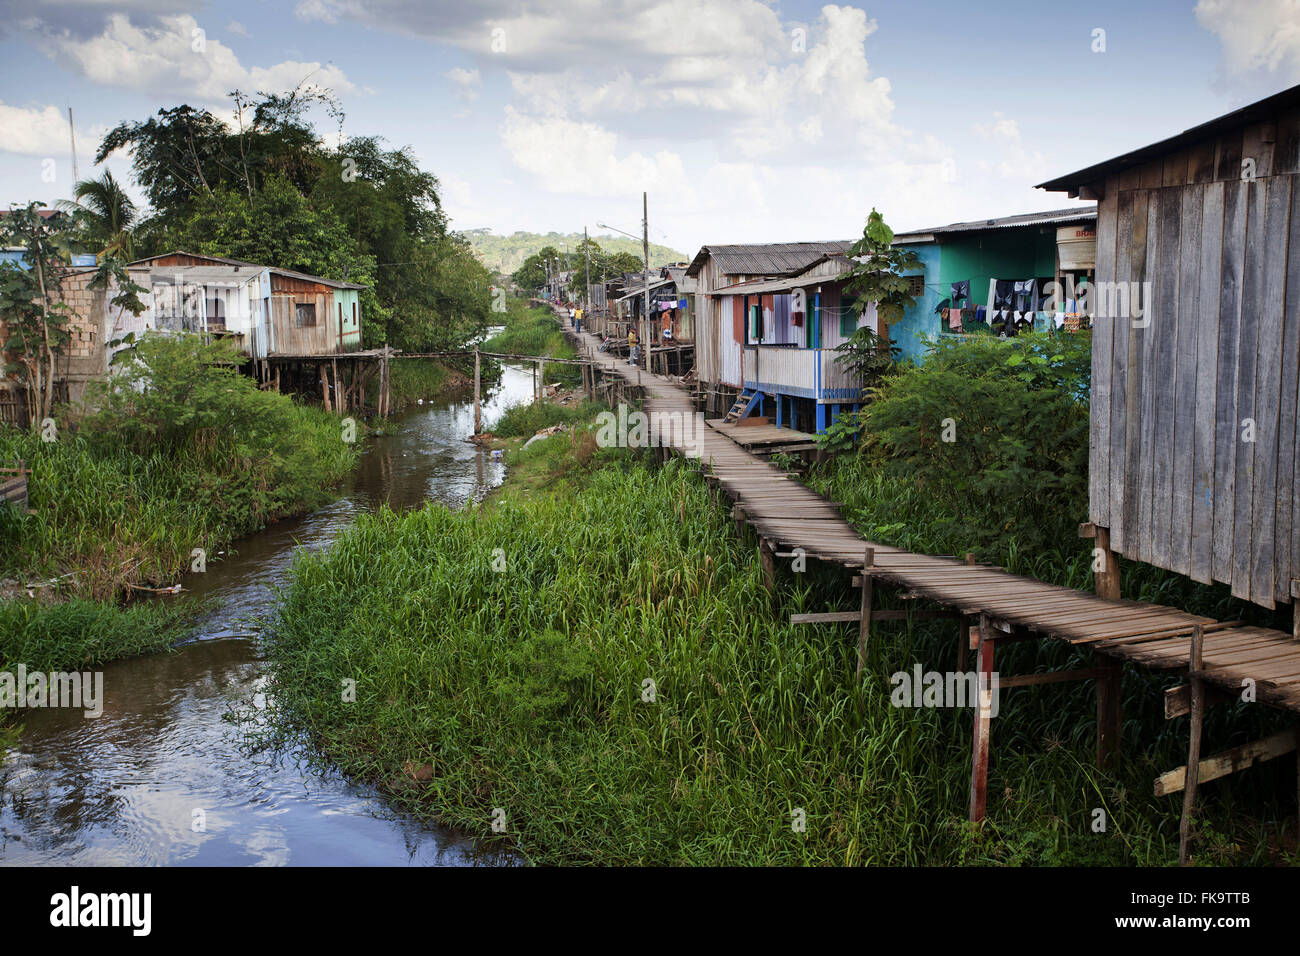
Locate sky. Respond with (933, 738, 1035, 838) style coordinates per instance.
(1, 0, 1298, 257)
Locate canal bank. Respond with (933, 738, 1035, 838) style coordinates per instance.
(0, 363, 536, 865)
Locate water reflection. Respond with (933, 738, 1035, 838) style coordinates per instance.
(0, 362, 535, 865)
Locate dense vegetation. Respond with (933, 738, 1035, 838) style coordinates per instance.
(0, 334, 358, 601)
(465, 229, 683, 277)
(82, 90, 495, 352)
(260, 419, 1296, 866)
(482, 301, 582, 388)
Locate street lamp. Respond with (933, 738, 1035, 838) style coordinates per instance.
(597, 210, 652, 375)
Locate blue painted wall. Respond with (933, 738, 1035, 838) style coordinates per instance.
(891, 242, 942, 365)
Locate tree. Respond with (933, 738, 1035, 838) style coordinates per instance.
(59, 170, 138, 259)
(834, 208, 920, 385)
(512, 245, 562, 292)
(0, 203, 75, 427)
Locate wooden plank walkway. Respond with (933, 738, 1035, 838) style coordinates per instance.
(559, 305, 1300, 849)
(563, 315, 1300, 713)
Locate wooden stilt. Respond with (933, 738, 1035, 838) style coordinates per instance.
(759, 538, 776, 592)
(969, 615, 995, 824)
(473, 347, 482, 435)
(856, 547, 874, 678)
(333, 357, 343, 413)
(1179, 624, 1206, 865)
(1092, 526, 1122, 600)
(1095, 653, 1123, 767)
(321, 363, 332, 413)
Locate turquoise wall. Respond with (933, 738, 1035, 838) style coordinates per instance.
(891, 242, 942, 364)
(333, 289, 361, 349)
(891, 227, 1059, 364)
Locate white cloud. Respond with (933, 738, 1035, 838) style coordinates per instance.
(0, 101, 109, 157)
(43, 13, 355, 101)
(227, 20, 250, 38)
(972, 112, 1050, 181)
(446, 67, 482, 101)
(500, 109, 693, 198)
(1197, 0, 1300, 79)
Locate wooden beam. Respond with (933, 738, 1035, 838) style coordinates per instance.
(999, 666, 1113, 689)
(856, 547, 874, 678)
(1156, 728, 1299, 797)
(1179, 624, 1206, 865)
(1096, 652, 1123, 768)
(969, 614, 995, 824)
(1164, 682, 1232, 719)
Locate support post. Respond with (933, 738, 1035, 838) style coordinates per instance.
(473, 347, 482, 435)
(856, 547, 874, 678)
(1179, 624, 1206, 865)
(1095, 653, 1123, 768)
(759, 538, 776, 593)
(1092, 526, 1121, 600)
(333, 357, 343, 413)
(969, 615, 995, 824)
(321, 363, 332, 413)
(1090, 527, 1123, 768)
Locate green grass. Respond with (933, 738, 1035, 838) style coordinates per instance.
(483, 303, 582, 388)
(492, 399, 607, 439)
(0, 402, 357, 600)
(259, 432, 1298, 866)
(0, 598, 194, 673)
(375, 360, 475, 415)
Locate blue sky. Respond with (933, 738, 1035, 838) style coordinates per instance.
(1, 0, 1296, 255)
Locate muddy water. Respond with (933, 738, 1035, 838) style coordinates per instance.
(0, 362, 536, 866)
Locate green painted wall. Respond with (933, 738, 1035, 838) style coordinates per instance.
(937, 228, 1057, 311)
(333, 289, 362, 348)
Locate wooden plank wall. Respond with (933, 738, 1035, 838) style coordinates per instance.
(1092, 110, 1300, 609)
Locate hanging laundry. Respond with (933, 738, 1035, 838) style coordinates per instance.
(993, 280, 1015, 310)
(949, 280, 970, 305)
(948, 308, 963, 330)
(974, 305, 987, 324)
(1053, 313, 1066, 329)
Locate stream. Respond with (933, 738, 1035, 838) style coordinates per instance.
(0, 361, 536, 866)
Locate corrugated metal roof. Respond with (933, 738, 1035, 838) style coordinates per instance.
(129, 250, 368, 290)
(685, 240, 854, 278)
(893, 207, 1096, 242)
(712, 255, 853, 295)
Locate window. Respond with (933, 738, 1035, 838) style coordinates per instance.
(206, 297, 225, 329)
(295, 303, 316, 328)
(840, 293, 859, 338)
(750, 303, 762, 341)
(906, 275, 924, 297)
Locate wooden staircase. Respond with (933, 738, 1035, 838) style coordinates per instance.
(724, 389, 762, 423)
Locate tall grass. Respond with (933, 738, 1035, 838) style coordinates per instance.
(260, 439, 1296, 865)
(492, 399, 607, 439)
(0, 402, 356, 599)
(483, 303, 582, 388)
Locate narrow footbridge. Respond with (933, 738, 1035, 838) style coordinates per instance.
(555, 304, 1300, 859)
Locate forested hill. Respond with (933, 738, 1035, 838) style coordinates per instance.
(464, 229, 687, 274)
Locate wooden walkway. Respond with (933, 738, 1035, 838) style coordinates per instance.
(559, 307, 1300, 848)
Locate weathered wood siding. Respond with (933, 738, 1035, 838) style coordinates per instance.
(1091, 110, 1300, 608)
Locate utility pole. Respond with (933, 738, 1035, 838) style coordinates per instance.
(68, 106, 79, 184)
(642, 191, 651, 374)
(584, 225, 592, 317)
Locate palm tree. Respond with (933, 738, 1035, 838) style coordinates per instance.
(58, 170, 138, 260)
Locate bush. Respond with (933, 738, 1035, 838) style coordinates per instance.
(1, 332, 358, 596)
(834, 331, 1091, 555)
(493, 399, 606, 438)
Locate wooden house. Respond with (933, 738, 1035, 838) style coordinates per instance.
(686, 241, 854, 421)
(130, 252, 366, 358)
(1039, 83, 1300, 612)
(889, 208, 1097, 363)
